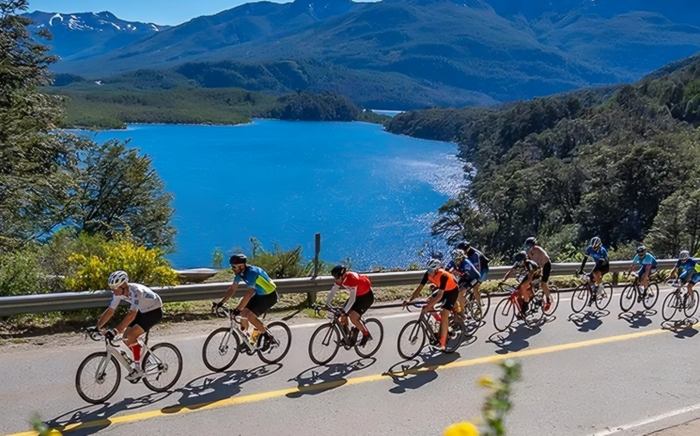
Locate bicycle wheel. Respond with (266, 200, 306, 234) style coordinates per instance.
(467, 296, 484, 322)
(355, 318, 384, 358)
(493, 298, 515, 332)
(684, 289, 699, 318)
(544, 286, 559, 316)
(619, 285, 636, 313)
(662, 291, 680, 321)
(397, 319, 426, 360)
(595, 283, 614, 310)
(309, 322, 341, 365)
(142, 342, 183, 392)
(202, 327, 241, 372)
(570, 286, 588, 314)
(258, 321, 292, 364)
(75, 352, 121, 404)
(643, 283, 660, 310)
(444, 318, 465, 353)
(481, 292, 492, 318)
(524, 298, 544, 328)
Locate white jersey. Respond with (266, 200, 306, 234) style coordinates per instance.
(109, 283, 162, 313)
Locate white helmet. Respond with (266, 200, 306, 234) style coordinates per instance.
(452, 249, 466, 261)
(108, 270, 129, 289)
(679, 250, 690, 261)
(427, 258, 442, 273)
(590, 236, 602, 249)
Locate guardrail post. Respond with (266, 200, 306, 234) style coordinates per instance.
(612, 272, 619, 286)
(307, 233, 321, 306)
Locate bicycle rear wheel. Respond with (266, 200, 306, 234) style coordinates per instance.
(642, 283, 660, 310)
(142, 342, 183, 392)
(309, 322, 341, 365)
(75, 352, 121, 404)
(493, 298, 515, 332)
(620, 285, 636, 313)
(202, 327, 241, 372)
(570, 286, 588, 314)
(595, 283, 614, 310)
(355, 318, 384, 358)
(524, 298, 545, 328)
(684, 290, 699, 318)
(662, 291, 680, 321)
(258, 321, 292, 364)
(397, 319, 426, 360)
(444, 318, 465, 353)
(544, 286, 559, 316)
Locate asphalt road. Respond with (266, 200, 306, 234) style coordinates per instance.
(3, 287, 700, 436)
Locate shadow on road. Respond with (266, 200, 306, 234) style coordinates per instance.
(661, 318, 699, 339)
(618, 310, 656, 328)
(384, 351, 461, 394)
(568, 310, 610, 332)
(488, 322, 541, 354)
(286, 358, 377, 398)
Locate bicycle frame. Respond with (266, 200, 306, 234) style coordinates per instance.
(216, 307, 266, 353)
(89, 330, 156, 377)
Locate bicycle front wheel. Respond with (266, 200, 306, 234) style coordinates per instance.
(662, 291, 680, 321)
(685, 290, 699, 318)
(309, 322, 341, 365)
(142, 342, 183, 392)
(620, 285, 636, 313)
(493, 298, 515, 332)
(571, 286, 588, 314)
(544, 286, 559, 316)
(75, 352, 121, 404)
(258, 321, 292, 364)
(202, 327, 241, 372)
(595, 283, 614, 310)
(355, 318, 384, 358)
(397, 319, 426, 360)
(643, 283, 660, 310)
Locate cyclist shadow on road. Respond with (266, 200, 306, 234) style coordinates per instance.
(488, 322, 541, 354)
(162, 363, 282, 414)
(46, 391, 172, 435)
(661, 318, 699, 339)
(286, 357, 377, 398)
(384, 351, 461, 394)
(568, 310, 610, 332)
(618, 310, 656, 329)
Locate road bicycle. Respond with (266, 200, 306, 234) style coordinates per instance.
(492, 281, 552, 332)
(202, 303, 292, 372)
(619, 271, 660, 312)
(463, 286, 491, 322)
(571, 273, 614, 313)
(75, 327, 183, 404)
(308, 305, 384, 365)
(396, 301, 466, 360)
(661, 280, 699, 321)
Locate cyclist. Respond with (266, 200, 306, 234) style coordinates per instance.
(669, 250, 700, 298)
(96, 270, 163, 382)
(326, 265, 375, 346)
(577, 236, 609, 304)
(501, 251, 540, 317)
(457, 241, 490, 304)
(215, 254, 278, 346)
(446, 249, 481, 316)
(524, 237, 553, 311)
(627, 245, 657, 293)
(404, 259, 460, 351)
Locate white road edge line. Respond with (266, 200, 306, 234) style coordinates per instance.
(591, 402, 700, 436)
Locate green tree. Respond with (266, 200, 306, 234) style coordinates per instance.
(648, 188, 700, 257)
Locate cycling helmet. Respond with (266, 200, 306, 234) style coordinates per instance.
(590, 236, 602, 249)
(331, 264, 347, 280)
(427, 258, 442, 273)
(452, 249, 466, 261)
(513, 251, 527, 265)
(108, 270, 129, 290)
(456, 241, 470, 252)
(524, 237, 537, 248)
(679, 250, 690, 261)
(636, 245, 646, 254)
(229, 253, 247, 265)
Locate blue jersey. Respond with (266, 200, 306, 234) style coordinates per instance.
(632, 253, 657, 267)
(676, 258, 698, 275)
(234, 265, 277, 296)
(585, 246, 608, 263)
(467, 249, 489, 271)
(446, 258, 480, 280)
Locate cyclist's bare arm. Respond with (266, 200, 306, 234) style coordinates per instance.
(219, 282, 238, 305)
(406, 284, 425, 303)
(236, 288, 255, 311)
(96, 307, 115, 330)
(116, 309, 137, 333)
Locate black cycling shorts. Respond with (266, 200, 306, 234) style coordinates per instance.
(542, 262, 552, 282)
(436, 289, 459, 310)
(458, 275, 479, 290)
(130, 307, 163, 332)
(592, 260, 610, 275)
(349, 291, 374, 315)
(246, 292, 278, 316)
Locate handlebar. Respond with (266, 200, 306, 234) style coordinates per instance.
(84, 327, 121, 345)
(311, 304, 345, 317)
(402, 300, 426, 312)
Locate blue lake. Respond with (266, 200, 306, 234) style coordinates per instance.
(79, 120, 463, 269)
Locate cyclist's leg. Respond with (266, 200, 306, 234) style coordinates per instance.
(541, 262, 552, 301)
(348, 292, 373, 335)
(439, 291, 458, 349)
(242, 292, 278, 332)
(423, 289, 442, 314)
(641, 265, 651, 289)
(124, 308, 162, 365)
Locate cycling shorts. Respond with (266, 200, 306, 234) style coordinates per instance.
(349, 291, 374, 315)
(130, 307, 163, 332)
(246, 291, 278, 316)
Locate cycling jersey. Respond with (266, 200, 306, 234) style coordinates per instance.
(420, 268, 459, 291)
(676, 258, 698, 275)
(109, 283, 162, 313)
(632, 253, 657, 267)
(234, 265, 277, 296)
(446, 258, 480, 281)
(467, 249, 490, 271)
(585, 246, 609, 263)
(326, 271, 373, 314)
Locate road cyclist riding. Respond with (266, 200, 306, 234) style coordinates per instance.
(493, 251, 547, 331)
(620, 245, 660, 312)
(203, 254, 292, 371)
(662, 250, 700, 321)
(447, 247, 489, 322)
(571, 236, 614, 312)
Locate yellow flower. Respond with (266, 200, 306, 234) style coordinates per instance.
(444, 421, 479, 436)
(477, 376, 495, 388)
(47, 429, 63, 436)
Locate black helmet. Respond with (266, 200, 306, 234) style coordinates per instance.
(331, 265, 347, 280)
(524, 237, 537, 248)
(229, 253, 247, 265)
(456, 241, 470, 251)
(513, 251, 527, 265)
(636, 245, 646, 254)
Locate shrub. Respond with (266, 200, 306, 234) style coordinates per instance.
(0, 246, 45, 297)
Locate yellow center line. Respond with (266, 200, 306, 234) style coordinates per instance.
(8, 326, 674, 435)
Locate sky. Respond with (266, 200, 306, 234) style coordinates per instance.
(27, 0, 289, 25)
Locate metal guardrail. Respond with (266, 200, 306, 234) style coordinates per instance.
(0, 260, 677, 316)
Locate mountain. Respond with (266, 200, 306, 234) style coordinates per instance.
(23, 11, 168, 61)
(35, 0, 700, 107)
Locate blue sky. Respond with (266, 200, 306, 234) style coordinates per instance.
(28, 0, 289, 25)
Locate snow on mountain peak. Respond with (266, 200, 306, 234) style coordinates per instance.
(49, 13, 63, 26)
